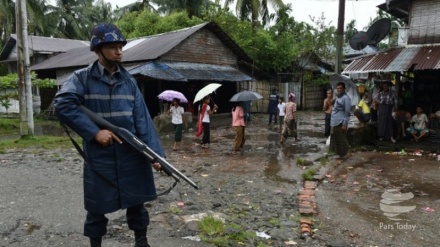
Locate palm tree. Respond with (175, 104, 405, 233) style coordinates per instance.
(113, 0, 158, 20)
(0, 0, 15, 45)
(154, 0, 212, 18)
(224, 0, 284, 28)
(26, 0, 48, 36)
(45, 0, 96, 39)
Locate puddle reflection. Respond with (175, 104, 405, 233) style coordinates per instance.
(380, 189, 416, 221)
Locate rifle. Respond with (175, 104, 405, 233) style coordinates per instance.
(79, 105, 199, 190)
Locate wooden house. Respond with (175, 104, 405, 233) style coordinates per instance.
(28, 22, 260, 116)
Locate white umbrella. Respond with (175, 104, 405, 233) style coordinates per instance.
(329, 74, 359, 106)
(193, 83, 222, 103)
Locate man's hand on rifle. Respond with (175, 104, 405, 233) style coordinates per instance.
(152, 162, 161, 171)
(95, 130, 123, 146)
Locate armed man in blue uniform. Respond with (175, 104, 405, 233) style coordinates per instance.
(54, 23, 164, 247)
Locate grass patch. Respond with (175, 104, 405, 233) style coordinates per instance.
(167, 204, 182, 214)
(0, 118, 20, 135)
(296, 158, 305, 165)
(302, 168, 316, 181)
(199, 215, 225, 236)
(0, 135, 79, 152)
(199, 216, 258, 246)
(320, 157, 328, 166)
(268, 217, 280, 227)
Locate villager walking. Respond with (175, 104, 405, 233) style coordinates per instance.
(280, 93, 298, 144)
(54, 23, 164, 247)
(169, 98, 187, 151)
(268, 87, 279, 124)
(196, 96, 218, 149)
(329, 82, 351, 157)
(231, 102, 245, 154)
(277, 97, 286, 133)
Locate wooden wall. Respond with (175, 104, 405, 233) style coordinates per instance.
(162, 28, 237, 66)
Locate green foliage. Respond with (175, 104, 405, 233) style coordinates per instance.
(31, 72, 56, 88)
(296, 158, 305, 165)
(0, 73, 55, 90)
(117, 7, 337, 74)
(268, 217, 280, 226)
(117, 10, 204, 39)
(199, 215, 225, 236)
(0, 118, 19, 135)
(0, 73, 18, 90)
(0, 97, 12, 113)
(320, 157, 328, 166)
(302, 168, 316, 181)
(167, 204, 182, 214)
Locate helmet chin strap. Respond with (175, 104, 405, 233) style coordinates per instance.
(98, 49, 121, 71)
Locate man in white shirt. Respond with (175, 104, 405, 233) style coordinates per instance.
(277, 97, 286, 133)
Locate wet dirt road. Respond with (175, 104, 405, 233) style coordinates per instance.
(1, 111, 440, 246)
(315, 152, 440, 247)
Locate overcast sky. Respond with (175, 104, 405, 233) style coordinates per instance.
(105, 0, 384, 31)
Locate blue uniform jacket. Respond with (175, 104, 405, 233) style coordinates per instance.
(54, 61, 165, 214)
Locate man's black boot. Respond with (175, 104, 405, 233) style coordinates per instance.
(90, 237, 102, 247)
(134, 229, 150, 247)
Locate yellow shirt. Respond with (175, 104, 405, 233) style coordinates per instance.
(357, 99, 370, 114)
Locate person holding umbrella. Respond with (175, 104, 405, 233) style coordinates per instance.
(231, 102, 245, 154)
(168, 98, 187, 151)
(196, 96, 218, 149)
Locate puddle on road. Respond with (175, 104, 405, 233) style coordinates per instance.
(380, 189, 416, 221)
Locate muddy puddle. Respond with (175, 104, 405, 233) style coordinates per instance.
(319, 151, 440, 246)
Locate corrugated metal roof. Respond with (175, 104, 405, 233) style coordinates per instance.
(343, 54, 376, 73)
(0, 34, 89, 61)
(343, 45, 440, 73)
(30, 22, 253, 71)
(166, 61, 252, 81)
(385, 46, 419, 72)
(361, 48, 402, 72)
(412, 46, 440, 70)
(130, 60, 252, 81)
(129, 61, 187, 82)
(30, 23, 206, 70)
(30, 46, 95, 70)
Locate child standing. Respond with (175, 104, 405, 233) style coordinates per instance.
(169, 98, 186, 150)
(277, 97, 286, 133)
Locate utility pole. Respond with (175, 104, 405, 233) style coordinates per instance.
(335, 0, 346, 74)
(16, 0, 34, 136)
(15, 0, 34, 136)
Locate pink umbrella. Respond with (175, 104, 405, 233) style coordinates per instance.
(157, 90, 188, 103)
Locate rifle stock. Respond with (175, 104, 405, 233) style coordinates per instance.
(79, 105, 199, 190)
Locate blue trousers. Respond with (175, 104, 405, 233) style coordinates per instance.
(84, 204, 149, 238)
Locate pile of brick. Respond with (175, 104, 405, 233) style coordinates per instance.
(298, 181, 318, 236)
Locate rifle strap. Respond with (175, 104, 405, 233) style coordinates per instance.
(61, 123, 176, 198)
